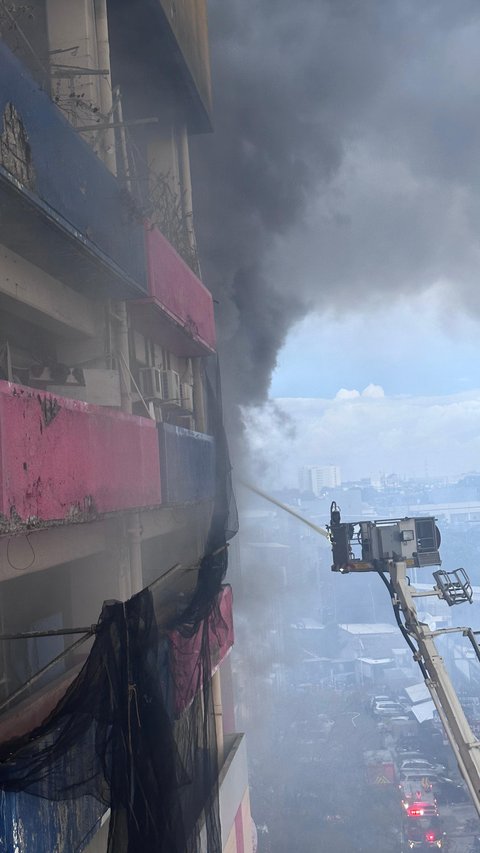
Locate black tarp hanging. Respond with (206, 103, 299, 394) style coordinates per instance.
(0, 356, 238, 853)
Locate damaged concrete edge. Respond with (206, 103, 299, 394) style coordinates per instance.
(0, 496, 99, 537)
(38, 394, 61, 426)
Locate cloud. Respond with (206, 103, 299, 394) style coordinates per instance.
(243, 389, 480, 487)
(191, 0, 480, 409)
(335, 389, 360, 401)
(362, 384, 385, 399)
(335, 385, 385, 401)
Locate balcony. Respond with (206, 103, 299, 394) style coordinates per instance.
(129, 225, 216, 357)
(0, 381, 161, 530)
(218, 734, 251, 852)
(169, 585, 233, 716)
(157, 422, 215, 506)
(108, 0, 212, 134)
(193, 733, 251, 853)
(0, 40, 147, 299)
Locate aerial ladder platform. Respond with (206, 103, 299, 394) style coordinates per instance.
(243, 482, 480, 818)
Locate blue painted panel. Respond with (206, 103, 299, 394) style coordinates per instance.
(158, 424, 215, 505)
(0, 789, 105, 852)
(0, 41, 147, 296)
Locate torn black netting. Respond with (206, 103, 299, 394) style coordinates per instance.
(0, 356, 238, 853)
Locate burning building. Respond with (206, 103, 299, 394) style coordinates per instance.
(0, 2, 251, 851)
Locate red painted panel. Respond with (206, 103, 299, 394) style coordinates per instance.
(145, 225, 216, 352)
(0, 381, 161, 523)
(169, 585, 234, 716)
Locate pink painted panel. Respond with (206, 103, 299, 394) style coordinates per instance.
(145, 225, 216, 352)
(0, 381, 161, 523)
(169, 585, 234, 717)
(235, 804, 245, 853)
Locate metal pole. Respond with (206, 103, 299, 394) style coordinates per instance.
(0, 626, 95, 641)
(114, 86, 132, 193)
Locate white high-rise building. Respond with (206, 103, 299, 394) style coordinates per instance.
(299, 465, 341, 495)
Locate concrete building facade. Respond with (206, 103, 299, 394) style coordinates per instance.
(299, 465, 342, 495)
(0, 3, 251, 850)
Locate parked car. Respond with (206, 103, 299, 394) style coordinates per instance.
(373, 700, 406, 717)
(396, 748, 425, 759)
(400, 759, 447, 776)
(368, 694, 390, 712)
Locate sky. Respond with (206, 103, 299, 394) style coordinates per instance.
(270, 287, 480, 399)
(191, 1, 480, 484)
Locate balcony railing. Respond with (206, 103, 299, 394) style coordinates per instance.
(0, 381, 161, 529)
(0, 40, 147, 299)
(129, 225, 216, 357)
(157, 422, 215, 506)
(169, 586, 233, 716)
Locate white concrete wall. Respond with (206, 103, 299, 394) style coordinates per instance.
(219, 734, 251, 853)
(0, 244, 97, 338)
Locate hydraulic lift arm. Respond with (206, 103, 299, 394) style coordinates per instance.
(329, 504, 480, 818)
(240, 481, 480, 816)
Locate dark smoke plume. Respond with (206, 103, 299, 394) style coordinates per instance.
(192, 0, 480, 410)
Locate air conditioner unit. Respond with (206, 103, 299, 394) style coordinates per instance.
(180, 382, 194, 413)
(138, 367, 164, 400)
(161, 369, 181, 405)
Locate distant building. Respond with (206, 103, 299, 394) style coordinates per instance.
(299, 465, 341, 495)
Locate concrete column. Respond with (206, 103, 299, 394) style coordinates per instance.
(192, 358, 207, 433)
(128, 512, 143, 594)
(148, 124, 180, 199)
(178, 122, 197, 254)
(212, 668, 224, 768)
(116, 519, 132, 602)
(93, 0, 117, 174)
(114, 301, 132, 414)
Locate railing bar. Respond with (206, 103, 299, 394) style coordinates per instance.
(0, 627, 95, 641)
(0, 631, 93, 715)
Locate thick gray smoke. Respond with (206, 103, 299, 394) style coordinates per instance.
(191, 0, 480, 409)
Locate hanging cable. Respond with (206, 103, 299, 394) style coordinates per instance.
(377, 570, 428, 680)
(116, 350, 154, 419)
(6, 533, 36, 571)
